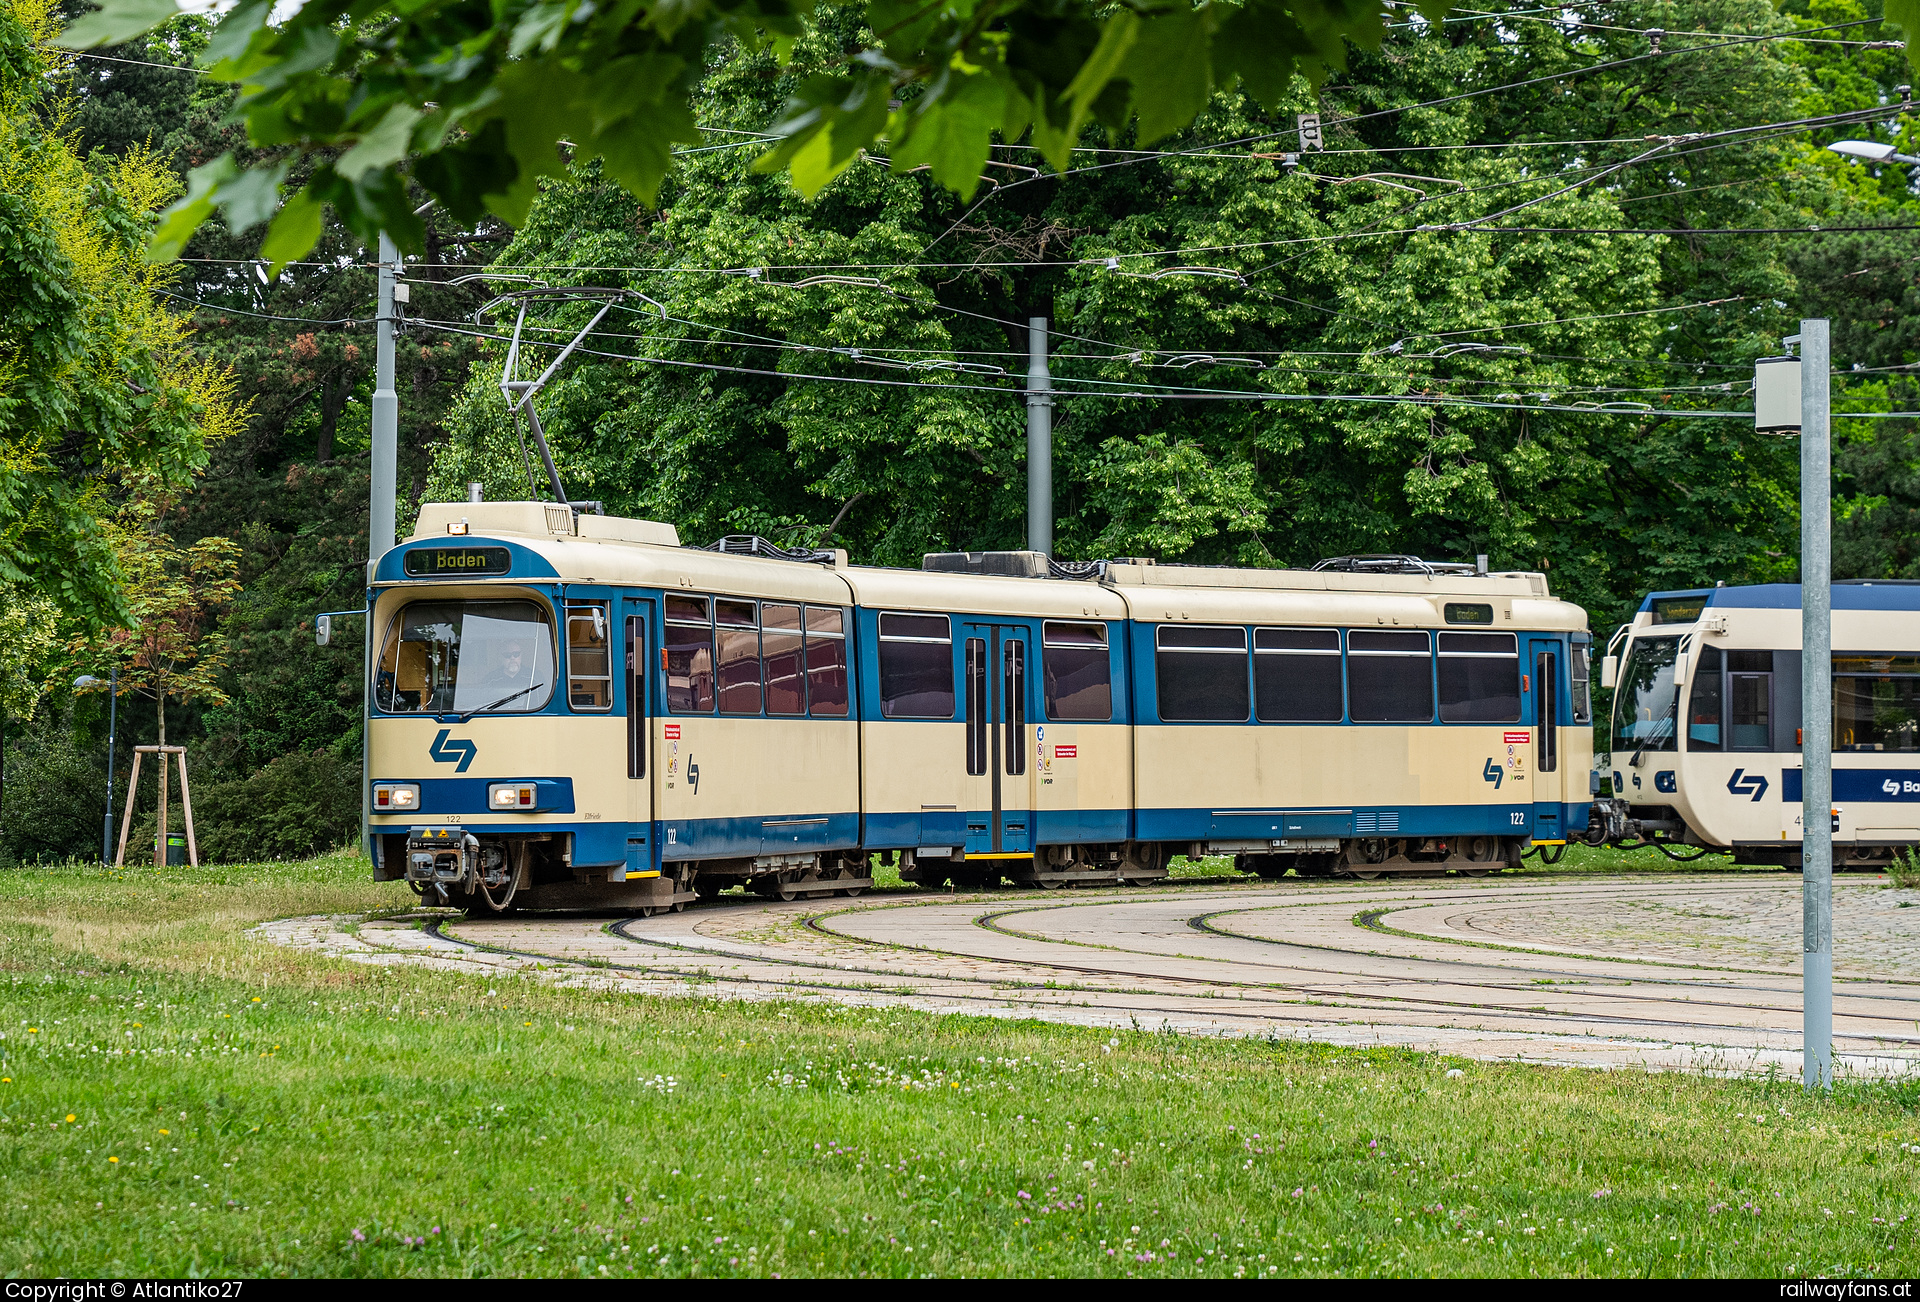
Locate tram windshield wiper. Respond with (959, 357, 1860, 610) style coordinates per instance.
(454, 681, 547, 722)
(1628, 704, 1676, 771)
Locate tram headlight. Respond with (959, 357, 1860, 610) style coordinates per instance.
(489, 782, 537, 810)
(373, 782, 420, 812)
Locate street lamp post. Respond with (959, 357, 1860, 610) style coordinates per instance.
(73, 670, 117, 865)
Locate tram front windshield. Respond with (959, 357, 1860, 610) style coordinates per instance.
(376, 600, 555, 715)
(1611, 635, 1680, 753)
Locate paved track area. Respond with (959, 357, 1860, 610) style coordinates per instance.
(257, 874, 1920, 1075)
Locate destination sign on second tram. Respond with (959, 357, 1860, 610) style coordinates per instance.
(404, 546, 511, 577)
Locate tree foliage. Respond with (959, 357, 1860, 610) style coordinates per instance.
(425, 0, 1825, 631)
(0, 0, 242, 628)
(74, 503, 241, 747)
(57, 0, 1456, 269)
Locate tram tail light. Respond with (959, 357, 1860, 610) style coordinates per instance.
(372, 782, 419, 811)
(488, 782, 537, 810)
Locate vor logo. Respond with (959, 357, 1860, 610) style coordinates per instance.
(429, 728, 477, 773)
(1482, 758, 1503, 790)
(1726, 768, 1768, 802)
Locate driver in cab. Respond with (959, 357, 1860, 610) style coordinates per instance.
(475, 640, 538, 701)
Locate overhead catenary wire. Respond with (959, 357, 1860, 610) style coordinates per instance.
(407, 316, 1757, 418)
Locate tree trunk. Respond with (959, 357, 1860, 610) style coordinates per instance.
(317, 373, 348, 462)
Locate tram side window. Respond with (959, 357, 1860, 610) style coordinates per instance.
(665, 595, 715, 713)
(1437, 632, 1519, 723)
(1347, 630, 1433, 723)
(763, 603, 804, 716)
(1728, 648, 1772, 750)
(1687, 644, 1723, 750)
(878, 613, 955, 718)
(566, 602, 612, 710)
(1834, 654, 1920, 752)
(716, 599, 762, 715)
(1570, 639, 1593, 725)
(805, 606, 850, 717)
(1043, 622, 1112, 721)
(1156, 626, 1249, 722)
(1254, 628, 1342, 722)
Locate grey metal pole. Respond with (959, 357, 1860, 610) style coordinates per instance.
(370, 231, 399, 566)
(1801, 317, 1833, 1091)
(364, 232, 400, 863)
(102, 666, 117, 865)
(1027, 316, 1052, 557)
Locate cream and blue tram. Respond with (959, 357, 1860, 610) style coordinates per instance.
(364, 503, 1594, 910)
(1595, 582, 1920, 867)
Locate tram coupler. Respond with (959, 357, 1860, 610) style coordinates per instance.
(1585, 799, 1691, 848)
(407, 827, 478, 888)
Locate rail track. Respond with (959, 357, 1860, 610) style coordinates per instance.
(254, 872, 1920, 1076)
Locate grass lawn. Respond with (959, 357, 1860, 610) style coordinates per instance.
(1, 852, 1915, 1278)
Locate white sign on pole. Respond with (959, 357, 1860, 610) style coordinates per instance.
(1297, 113, 1324, 150)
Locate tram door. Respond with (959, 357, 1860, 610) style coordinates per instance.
(624, 600, 656, 874)
(1524, 636, 1566, 845)
(961, 623, 1032, 856)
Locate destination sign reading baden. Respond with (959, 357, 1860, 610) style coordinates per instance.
(404, 547, 511, 578)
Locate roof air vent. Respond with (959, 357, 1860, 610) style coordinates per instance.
(923, 551, 1051, 578)
(1311, 554, 1477, 576)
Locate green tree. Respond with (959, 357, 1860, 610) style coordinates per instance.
(75, 503, 241, 750)
(0, 0, 242, 628)
(57, 0, 1459, 269)
(424, 0, 1823, 636)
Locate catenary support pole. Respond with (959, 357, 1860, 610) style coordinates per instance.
(363, 230, 400, 862)
(1027, 316, 1052, 557)
(1802, 317, 1833, 1091)
(370, 231, 399, 566)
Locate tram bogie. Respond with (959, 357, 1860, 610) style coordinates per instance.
(362, 504, 1592, 907)
(1592, 582, 1920, 867)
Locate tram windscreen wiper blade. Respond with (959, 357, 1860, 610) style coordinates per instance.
(457, 681, 546, 722)
(1629, 703, 1677, 770)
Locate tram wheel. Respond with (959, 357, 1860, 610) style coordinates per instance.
(1460, 868, 1489, 878)
(1352, 870, 1383, 881)
(774, 879, 799, 902)
(636, 905, 656, 919)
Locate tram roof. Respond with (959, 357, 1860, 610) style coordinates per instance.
(399, 504, 1584, 627)
(1642, 583, 1920, 618)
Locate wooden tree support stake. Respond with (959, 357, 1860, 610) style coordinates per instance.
(113, 745, 199, 870)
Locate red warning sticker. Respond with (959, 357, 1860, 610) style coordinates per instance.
(664, 724, 681, 740)
(1504, 730, 1530, 743)
(1055, 744, 1077, 759)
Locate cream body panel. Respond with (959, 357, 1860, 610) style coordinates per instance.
(655, 717, 858, 821)
(1134, 725, 1536, 810)
(367, 715, 624, 826)
(862, 721, 970, 819)
(1668, 753, 1920, 848)
(1034, 725, 1131, 813)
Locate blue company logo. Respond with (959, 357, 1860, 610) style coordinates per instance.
(1654, 770, 1677, 794)
(687, 754, 700, 794)
(1482, 758, 1503, 790)
(1727, 768, 1768, 802)
(429, 728, 477, 774)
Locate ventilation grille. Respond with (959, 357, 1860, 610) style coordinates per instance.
(1354, 811, 1400, 834)
(544, 504, 575, 535)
